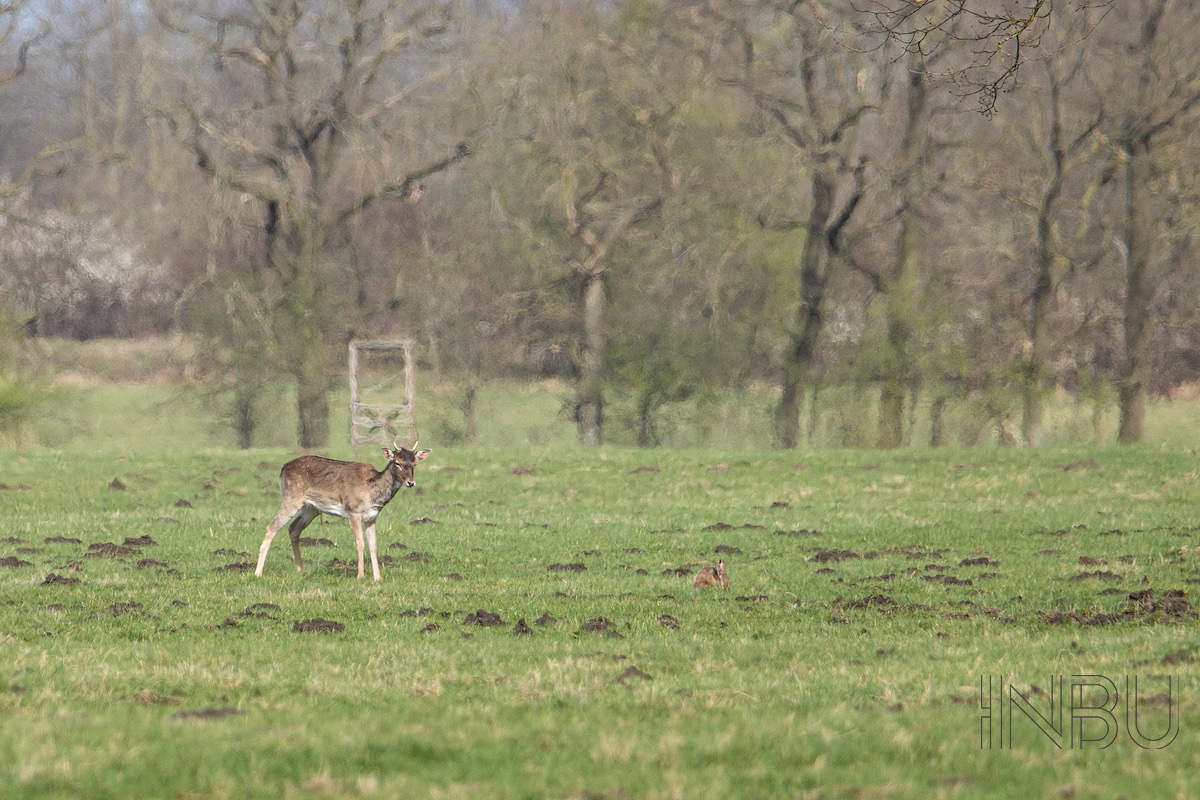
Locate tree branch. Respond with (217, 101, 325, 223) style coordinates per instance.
(334, 140, 472, 228)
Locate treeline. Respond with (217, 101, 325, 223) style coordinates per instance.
(0, 0, 1197, 449)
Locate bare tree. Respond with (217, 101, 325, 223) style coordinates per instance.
(0, 0, 55, 442)
(856, 0, 1115, 115)
(1092, 0, 1200, 443)
(476, 3, 682, 446)
(150, 0, 470, 447)
(0, 0, 55, 209)
(0, 0, 36, 84)
(855, 49, 935, 449)
(563, 168, 667, 446)
(680, 1, 878, 449)
(1011, 17, 1104, 446)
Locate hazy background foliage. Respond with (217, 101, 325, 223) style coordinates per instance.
(0, 0, 1197, 450)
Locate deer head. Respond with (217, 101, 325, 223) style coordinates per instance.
(384, 441, 432, 488)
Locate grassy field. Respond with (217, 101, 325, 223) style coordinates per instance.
(24, 374, 1200, 453)
(2, 442, 1198, 798)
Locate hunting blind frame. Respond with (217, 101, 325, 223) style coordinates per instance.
(348, 339, 417, 446)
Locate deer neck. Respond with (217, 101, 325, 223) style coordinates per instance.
(367, 464, 403, 508)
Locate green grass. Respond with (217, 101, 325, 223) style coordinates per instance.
(2, 444, 1199, 798)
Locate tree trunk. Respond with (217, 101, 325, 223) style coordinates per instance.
(929, 394, 948, 447)
(878, 57, 927, 450)
(460, 384, 478, 445)
(233, 383, 258, 449)
(774, 379, 803, 450)
(294, 325, 330, 449)
(636, 392, 654, 447)
(1117, 142, 1152, 445)
(1022, 241, 1054, 447)
(876, 265, 917, 448)
(774, 174, 833, 449)
(878, 379, 905, 449)
(285, 241, 330, 449)
(1022, 69, 1073, 449)
(1020, 373, 1046, 448)
(577, 270, 606, 446)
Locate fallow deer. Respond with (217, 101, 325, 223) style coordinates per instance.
(693, 559, 730, 590)
(255, 444, 431, 581)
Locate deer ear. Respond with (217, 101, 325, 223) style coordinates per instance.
(414, 448, 431, 461)
(382, 447, 394, 460)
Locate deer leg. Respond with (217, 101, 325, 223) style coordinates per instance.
(257, 499, 306, 577)
(350, 514, 366, 579)
(365, 521, 381, 582)
(286, 505, 320, 573)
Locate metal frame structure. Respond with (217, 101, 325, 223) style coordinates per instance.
(348, 339, 416, 446)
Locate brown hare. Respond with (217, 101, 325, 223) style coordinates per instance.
(693, 559, 730, 590)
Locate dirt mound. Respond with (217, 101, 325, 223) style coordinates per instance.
(463, 609, 504, 627)
(293, 618, 344, 633)
(1069, 570, 1122, 582)
(577, 617, 625, 638)
(124, 536, 157, 547)
(1127, 589, 1194, 619)
(104, 602, 146, 617)
(657, 614, 680, 630)
(612, 666, 652, 687)
(579, 616, 613, 632)
(814, 549, 862, 563)
(1040, 589, 1195, 626)
(839, 594, 898, 610)
(240, 603, 281, 619)
(87, 542, 140, 558)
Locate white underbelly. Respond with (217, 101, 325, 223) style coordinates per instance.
(309, 500, 350, 519)
(306, 501, 379, 523)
